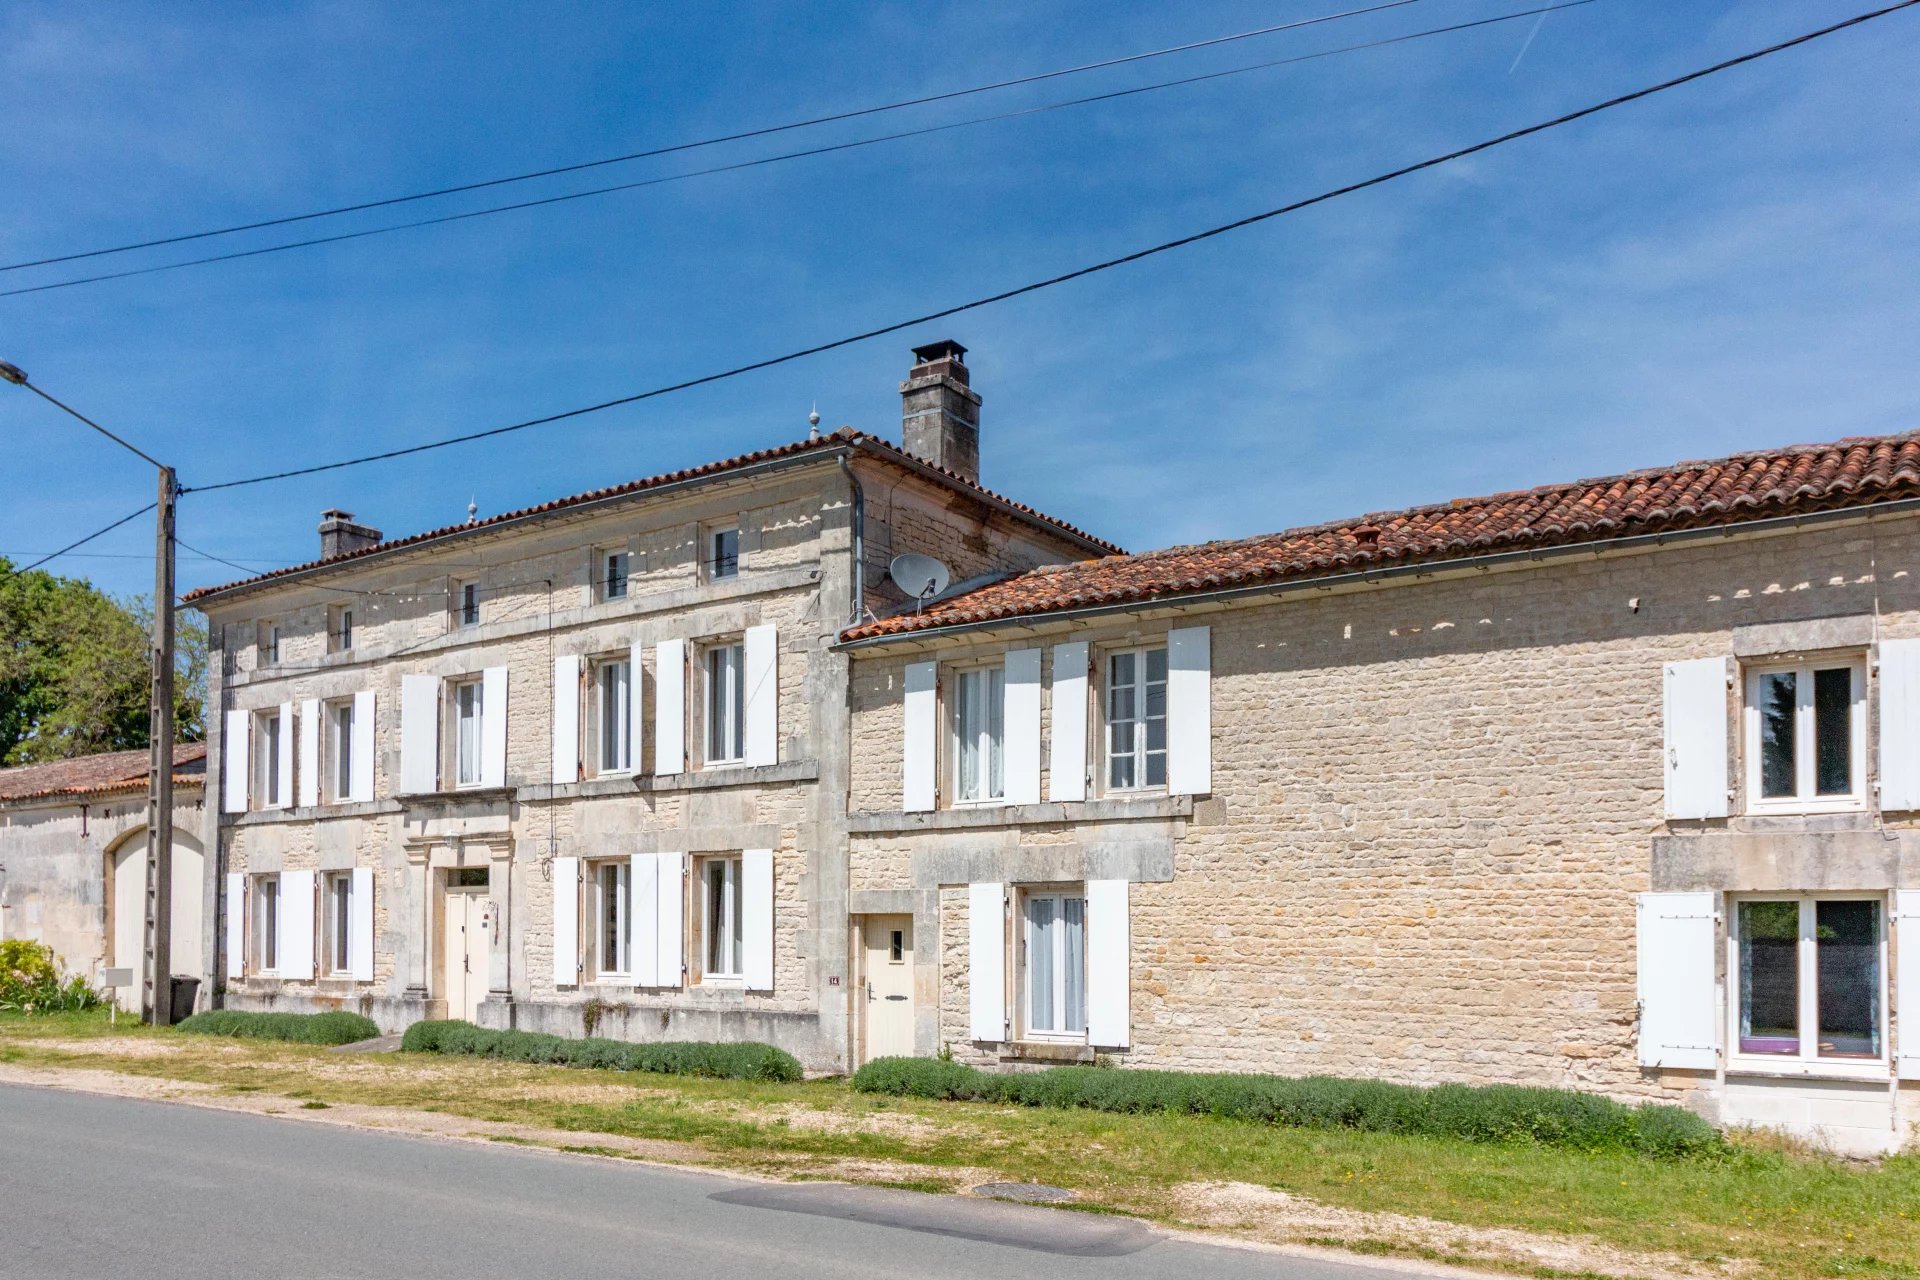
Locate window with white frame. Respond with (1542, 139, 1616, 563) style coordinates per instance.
(706, 642, 745, 765)
(454, 579, 481, 628)
(1744, 659, 1864, 811)
(594, 861, 631, 979)
(1734, 895, 1884, 1063)
(951, 665, 1005, 803)
(323, 872, 352, 976)
(253, 709, 282, 808)
(1105, 646, 1167, 791)
(329, 603, 354, 653)
(325, 698, 354, 802)
(1023, 890, 1086, 1038)
(601, 549, 630, 601)
(251, 875, 280, 973)
(701, 854, 744, 980)
(706, 527, 740, 581)
(592, 658, 632, 774)
(452, 678, 485, 788)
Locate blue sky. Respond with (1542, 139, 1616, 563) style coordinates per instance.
(3, 1, 1916, 601)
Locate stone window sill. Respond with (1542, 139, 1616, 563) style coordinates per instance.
(997, 1040, 1096, 1065)
(849, 794, 1191, 834)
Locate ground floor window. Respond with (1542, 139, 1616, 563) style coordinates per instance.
(1023, 890, 1086, 1038)
(251, 875, 280, 973)
(1735, 895, 1883, 1061)
(701, 855, 743, 980)
(324, 872, 352, 976)
(595, 861, 631, 979)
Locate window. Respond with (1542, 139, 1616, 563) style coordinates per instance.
(601, 550, 630, 601)
(701, 855, 744, 979)
(251, 875, 280, 973)
(1744, 660, 1864, 810)
(329, 604, 353, 653)
(889, 929, 905, 964)
(254, 709, 282, 808)
(453, 678, 485, 788)
(951, 665, 1005, 803)
(1734, 896, 1884, 1063)
(1105, 647, 1167, 791)
(594, 861, 631, 979)
(258, 621, 280, 666)
(1023, 891, 1086, 1038)
(593, 659, 632, 774)
(325, 698, 355, 802)
(455, 580, 480, 628)
(706, 527, 740, 581)
(706, 642, 745, 765)
(323, 872, 352, 976)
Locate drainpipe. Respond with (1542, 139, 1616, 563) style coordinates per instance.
(839, 453, 866, 628)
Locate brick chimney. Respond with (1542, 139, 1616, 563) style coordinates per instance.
(318, 509, 382, 560)
(900, 339, 981, 483)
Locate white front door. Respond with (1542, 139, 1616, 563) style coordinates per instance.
(861, 915, 914, 1062)
(440, 882, 491, 1022)
(108, 836, 206, 1011)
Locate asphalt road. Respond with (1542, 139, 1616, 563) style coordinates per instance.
(0, 1084, 1453, 1280)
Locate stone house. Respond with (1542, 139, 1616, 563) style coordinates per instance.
(182, 342, 1112, 1069)
(838, 433, 1920, 1155)
(0, 744, 208, 1010)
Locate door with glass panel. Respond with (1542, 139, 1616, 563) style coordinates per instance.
(860, 915, 914, 1062)
(439, 869, 491, 1022)
(1023, 891, 1086, 1039)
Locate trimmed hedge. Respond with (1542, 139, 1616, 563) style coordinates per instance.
(851, 1058, 1723, 1159)
(400, 1019, 803, 1083)
(174, 1009, 380, 1046)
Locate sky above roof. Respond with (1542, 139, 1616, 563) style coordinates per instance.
(3, 1, 1916, 604)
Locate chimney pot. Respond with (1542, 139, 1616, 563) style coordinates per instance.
(318, 509, 383, 560)
(900, 339, 982, 483)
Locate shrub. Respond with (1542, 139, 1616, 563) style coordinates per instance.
(0, 939, 102, 1014)
(400, 1019, 802, 1082)
(174, 1009, 379, 1046)
(850, 1057, 1723, 1159)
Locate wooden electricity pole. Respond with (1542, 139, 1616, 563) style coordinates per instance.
(143, 466, 178, 1025)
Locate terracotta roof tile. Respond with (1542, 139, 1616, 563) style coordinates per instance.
(0, 743, 207, 803)
(842, 430, 1920, 642)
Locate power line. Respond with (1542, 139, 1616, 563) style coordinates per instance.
(14, 378, 168, 470)
(0, 2, 1586, 302)
(0, 0, 1434, 277)
(185, 1, 1915, 497)
(0, 502, 157, 579)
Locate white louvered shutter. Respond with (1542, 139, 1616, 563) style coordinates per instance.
(1897, 890, 1920, 1079)
(1635, 891, 1719, 1070)
(903, 660, 938, 812)
(968, 882, 1006, 1042)
(1004, 648, 1042, 806)
(348, 867, 375, 982)
(280, 870, 315, 979)
(743, 848, 774, 991)
(398, 674, 440, 794)
(743, 624, 779, 767)
(1879, 639, 1920, 812)
(275, 703, 295, 809)
(629, 643, 647, 774)
(1086, 879, 1131, 1049)
(297, 699, 320, 808)
(1166, 626, 1212, 796)
(1663, 658, 1729, 820)
(350, 691, 376, 802)
(655, 852, 684, 988)
(225, 872, 245, 978)
(1048, 642, 1089, 802)
(550, 856, 579, 987)
(480, 666, 508, 788)
(631, 852, 660, 987)
(654, 640, 686, 774)
(222, 708, 250, 813)
(551, 655, 581, 784)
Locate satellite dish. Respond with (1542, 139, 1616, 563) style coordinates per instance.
(889, 553, 951, 612)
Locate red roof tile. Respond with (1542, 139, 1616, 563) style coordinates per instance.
(182, 430, 1119, 605)
(0, 743, 207, 803)
(842, 431, 1920, 642)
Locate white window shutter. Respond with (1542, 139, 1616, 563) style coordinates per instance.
(348, 867, 375, 982)
(631, 852, 660, 987)
(222, 708, 250, 814)
(1086, 879, 1131, 1048)
(1897, 890, 1920, 1079)
(480, 666, 509, 788)
(551, 655, 581, 785)
(1004, 649, 1042, 806)
(743, 624, 779, 767)
(297, 699, 321, 808)
(280, 870, 315, 980)
(968, 882, 1005, 1042)
(628, 643, 647, 773)
(1049, 642, 1089, 802)
(1635, 891, 1719, 1070)
(275, 702, 295, 809)
(1879, 639, 1920, 812)
(655, 852, 684, 988)
(1166, 626, 1212, 796)
(225, 872, 245, 978)
(743, 848, 775, 991)
(550, 856, 579, 987)
(398, 674, 440, 794)
(903, 660, 938, 812)
(350, 691, 376, 802)
(654, 640, 686, 774)
(1663, 658, 1729, 820)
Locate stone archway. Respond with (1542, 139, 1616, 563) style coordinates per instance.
(103, 827, 205, 1011)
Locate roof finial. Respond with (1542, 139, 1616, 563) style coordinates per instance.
(467, 496, 478, 525)
(808, 403, 822, 440)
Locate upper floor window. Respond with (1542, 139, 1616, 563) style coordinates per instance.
(453, 678, 485, 787)
(706, 527, 740, 581)
(329, 604, 354, 653)
(1734, 895, 1883, 1063)
(326, 698, 355, 802)
(1105, 646, 1167, 792)
(1743, 659, 1864, 811)
(594, 658, 632, 774)
(258, 621, 280, 666)
(706, 642, 745, 765)
(601, 550, 630, 602)
(952, 665, 1004, 804)
(455, 580, 481, 629)
(254, 709, 283, 807)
